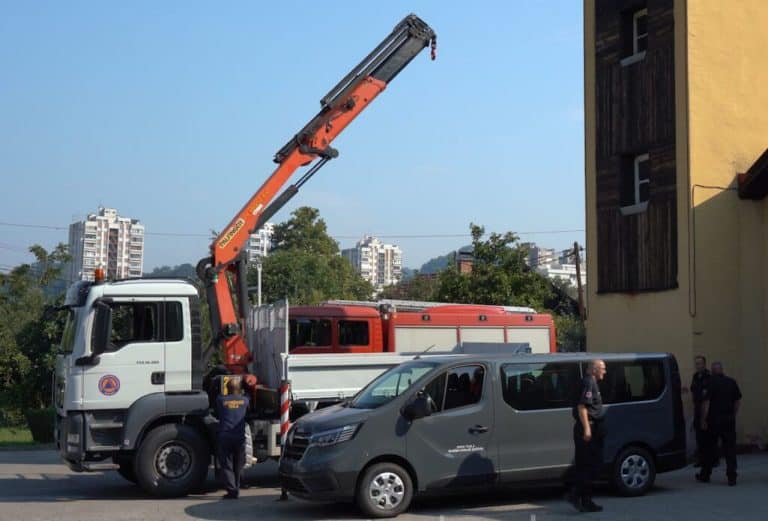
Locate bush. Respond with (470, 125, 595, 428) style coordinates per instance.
(25, 407, 55, 443)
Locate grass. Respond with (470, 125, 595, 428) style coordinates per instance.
(0, 426, 35, 448)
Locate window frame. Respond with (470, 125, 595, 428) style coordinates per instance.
(620, 153, 650, 215)
(337, 319, 370, 347)
(620, 7, 648, 66)
(596, 359, 667, 405)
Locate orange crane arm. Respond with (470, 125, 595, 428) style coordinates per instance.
(196, 14, 436, 373)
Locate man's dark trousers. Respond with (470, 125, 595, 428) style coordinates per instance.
(700, 419, 737, 480)
(218, 435, 246, 496)
(573, 422, 604, 500)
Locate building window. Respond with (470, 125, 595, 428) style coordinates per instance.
(621, 7, 647, 66)
(620, 153, 650, 215)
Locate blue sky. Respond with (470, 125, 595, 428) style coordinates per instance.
(0, 1, 584, 273)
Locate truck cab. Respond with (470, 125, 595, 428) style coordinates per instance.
(55, 277, 211, 497)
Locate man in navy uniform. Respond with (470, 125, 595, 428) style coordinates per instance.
(690, 355, 712, 467)
(696, 362, 742, 486)
(566, 359, 607, 513)
(216, 377, 250, 499)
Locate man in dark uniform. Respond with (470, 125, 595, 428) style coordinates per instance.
(690, 355, 712, 467)
(566, 359, 607, 513)
(216, 377, 250, 499)
(696, 362, 741, 486)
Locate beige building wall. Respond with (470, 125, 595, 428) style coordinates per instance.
(584, 0, 768, 442)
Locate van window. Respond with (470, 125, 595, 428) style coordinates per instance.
(417, 365, 485, 413)
(351, 361, 436, 409)
(338, 320, 369, 346)
(597, 359, 665, 403)
(289, 318, 331, 350)
(501, 363, 580, 410)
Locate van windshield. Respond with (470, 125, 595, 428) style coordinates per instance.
(350, 361, 437, 409)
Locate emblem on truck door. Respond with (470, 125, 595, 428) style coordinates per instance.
(98, 374, 120, 396)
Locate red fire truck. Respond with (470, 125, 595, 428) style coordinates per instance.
(288, 299, 557, 355)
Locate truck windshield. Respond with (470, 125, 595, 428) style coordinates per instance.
(59, 308, 77, 354)
(350, 361, 437, 409)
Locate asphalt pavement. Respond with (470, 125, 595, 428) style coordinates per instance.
(1, 450, 767, 520)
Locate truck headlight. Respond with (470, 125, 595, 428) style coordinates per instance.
(309, 424, 360, 447)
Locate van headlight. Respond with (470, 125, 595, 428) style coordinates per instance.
(309, 424, 361, 447)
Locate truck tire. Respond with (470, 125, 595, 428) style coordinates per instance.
(356, 462, 414, 518)
(135, 423, 210, 497)
(612, 446, 656, 497)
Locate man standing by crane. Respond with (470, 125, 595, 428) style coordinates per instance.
(216, 378, 250, 499)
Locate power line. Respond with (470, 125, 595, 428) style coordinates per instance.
(0, 220, 584, 240)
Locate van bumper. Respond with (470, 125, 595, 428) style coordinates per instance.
(656, 449, 687, 473)
(278, 447, 359, 501)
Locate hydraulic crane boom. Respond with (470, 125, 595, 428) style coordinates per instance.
(197, 14, 436, 373)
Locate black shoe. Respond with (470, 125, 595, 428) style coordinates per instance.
(695, 472, 710, 483)
(222, 492, 239, 500)
(693, 461, 702, 468)
(565, 490, 585, 512)
(728, 477, 737, 486)
(582, 499, 603, 512)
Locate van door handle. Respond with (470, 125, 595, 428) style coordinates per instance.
(469, 425, 489, 434)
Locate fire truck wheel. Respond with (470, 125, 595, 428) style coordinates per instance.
(135, 423, 210, 497)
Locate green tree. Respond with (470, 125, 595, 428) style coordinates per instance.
(380, 271, 439, 301)
(0, 244, 70, 421)
(249, 207, 373, 305)
(435, 224, 553, 309)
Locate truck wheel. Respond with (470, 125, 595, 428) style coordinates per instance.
(613, 446, 655, 496)
(135, 424, 210, 497)
(356, 462, 413, 518)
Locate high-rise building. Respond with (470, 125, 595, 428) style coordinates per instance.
(342, 236, 403, 292)
(245, 223, 275, 263)
(67, 207, 144, 282)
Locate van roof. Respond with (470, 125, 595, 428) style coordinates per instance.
(414, 352, 673, 366)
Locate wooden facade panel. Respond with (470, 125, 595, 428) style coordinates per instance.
(594, 0, 677, 293)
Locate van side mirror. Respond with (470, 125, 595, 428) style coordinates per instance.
(91, 300, 113, 356)
(401, 393, 432, 421)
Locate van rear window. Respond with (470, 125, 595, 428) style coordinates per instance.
(597, 360, 665, 403)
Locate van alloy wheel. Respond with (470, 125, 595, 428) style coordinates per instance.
(620, 453, 650, 489)
(368, 472, 405, 510)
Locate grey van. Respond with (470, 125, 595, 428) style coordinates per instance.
(278, 352, 686, 518)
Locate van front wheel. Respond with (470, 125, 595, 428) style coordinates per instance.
(356, 462, 413, 518)
(613, 446, 655, 496)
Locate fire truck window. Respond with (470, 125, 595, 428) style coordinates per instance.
(103, 302, 160, 351)
(338, 320, 369, 346)
(500, 363, 580, 410)
(289, 318, 332, 349)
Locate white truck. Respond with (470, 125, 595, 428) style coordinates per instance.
(54, 278, 430, 496)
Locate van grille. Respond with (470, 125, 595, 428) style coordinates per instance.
(283, 431, 310, 460)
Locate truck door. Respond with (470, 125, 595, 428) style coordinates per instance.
(81, 298, 166, 410)
(162, 298, 191, 392)
(406, 364, 497, 490)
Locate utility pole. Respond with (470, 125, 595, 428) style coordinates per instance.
(573, 241, 586, 320)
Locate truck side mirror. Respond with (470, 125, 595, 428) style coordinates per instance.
(401, 393, 432, 421)
(91, 300, 113, 356)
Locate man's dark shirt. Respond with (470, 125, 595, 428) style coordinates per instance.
(691, 369, 711, 420)
(705, 374, 742, 423)
(573, 375, 604, 422)
(216, 394, 250, 440)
